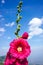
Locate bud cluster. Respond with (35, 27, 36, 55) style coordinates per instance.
(15, 1, 23, 37)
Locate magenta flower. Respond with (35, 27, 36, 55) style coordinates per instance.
(4, 51, 16, 65)
(15, 58, 28, 65)
(22, 32, 29, 39)
(10, 38, 31, 60)
(4, 51, 28, 65)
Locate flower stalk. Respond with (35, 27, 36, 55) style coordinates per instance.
(15, 1, 23, 38)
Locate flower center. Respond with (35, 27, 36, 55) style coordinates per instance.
(17, 47, 22, 52)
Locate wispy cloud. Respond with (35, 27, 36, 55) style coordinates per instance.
(5, 22, 15, 27)
(0, 28, 5, 37)
(28, 18, 43, 39)
(1, 0, 5, 4)
(0, 28, 5, 32)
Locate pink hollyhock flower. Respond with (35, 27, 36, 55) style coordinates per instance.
(21, 58, 28, 65)
(4, 51, 16, 65)
(22, 32, 29, 39)
(15, 58, 28, 65)
(10, 38, 31, 60)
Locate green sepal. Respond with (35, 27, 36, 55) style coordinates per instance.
(16, 19, 20, 24)
(17, 26, 20, 32)
(17, 6, 19, 8)
(19, 1, 23, 6)
(17, 9, 21, 13)
(18, 24, 21, 27)
(19, 16, 22, 19)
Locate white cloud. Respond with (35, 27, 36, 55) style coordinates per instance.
(28, 18, 43, 39)
(1, 0, 5, 4)
(0, 28, 5, 32)
(0, 28, 5, 37)
(5, 22, 15, 27)
(29, 18, 42, 27)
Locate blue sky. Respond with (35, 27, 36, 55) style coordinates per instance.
(0, 0, 43, 64)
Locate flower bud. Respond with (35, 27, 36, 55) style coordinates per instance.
(22, 32, 29, 39)
(19, 1, 23, 5)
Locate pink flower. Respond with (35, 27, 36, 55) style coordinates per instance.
(15, 58, 28, 65)
(4, 51, 16, 65)
(4, 58, 28, 65)
(22, 32, 29, 39)
(4, 53, 28, 65)
(10, 38, 31, 60)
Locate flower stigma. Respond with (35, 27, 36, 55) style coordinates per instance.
(17, 47, 22, 52)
